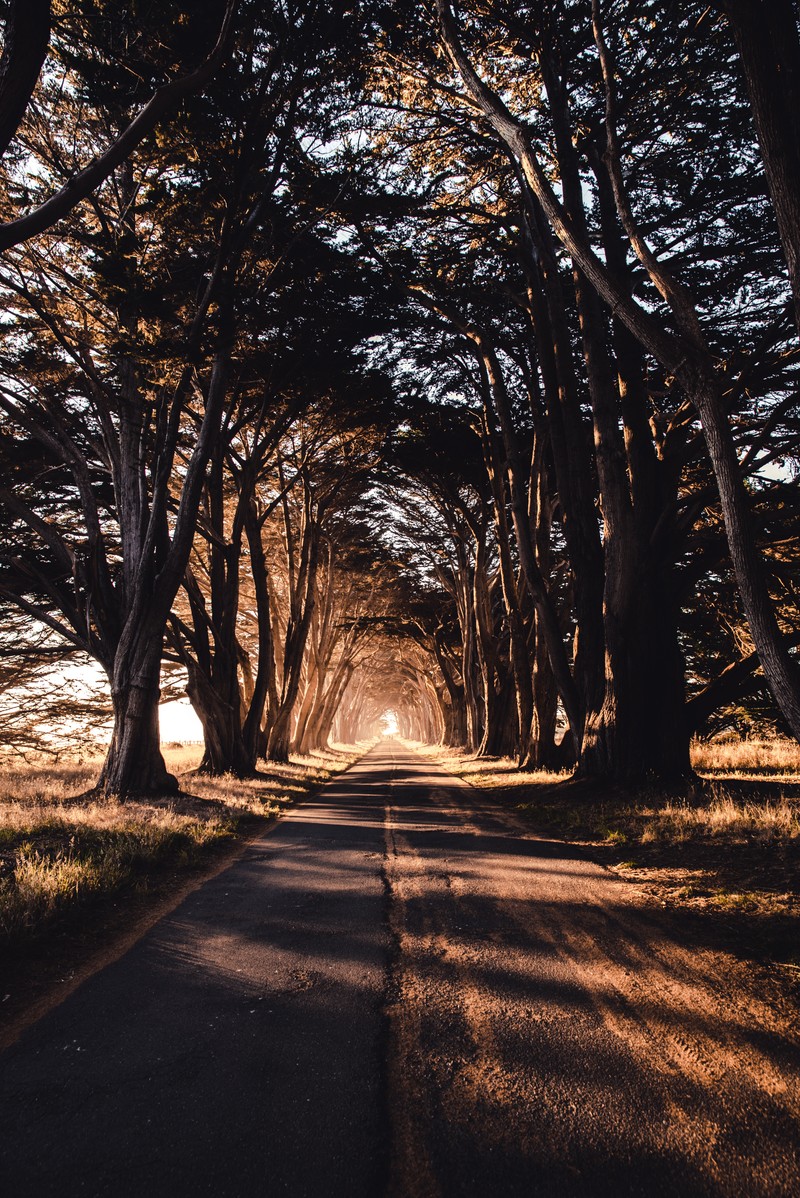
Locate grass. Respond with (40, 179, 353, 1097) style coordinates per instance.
(692, 736, 800, 778)
(0, 742, 365, 949)
(410, 737, 800, 959)
(640, 790, 800, 843)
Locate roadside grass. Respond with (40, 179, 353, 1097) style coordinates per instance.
(692, 736, 800, 779)
(411, 738, 800, 961)
(0, 742, 364, 950)
(640, 790, 800, 844)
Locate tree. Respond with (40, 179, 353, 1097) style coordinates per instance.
(0, 4, 317, 793)
(710, 1, 800, 335)
(0, 0, 237, 250)
(1, 0, 797, 784)
(429, 0, 800, 762)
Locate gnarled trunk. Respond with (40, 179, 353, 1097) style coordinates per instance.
(186, 663, 252, 777)
(581, 564, 690, 782)
(99, 637, 177, 797)
(432, 629, 468, 747)
(525, 611, 563, 770)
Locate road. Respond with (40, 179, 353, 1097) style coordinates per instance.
(1, 742, 799, 1196)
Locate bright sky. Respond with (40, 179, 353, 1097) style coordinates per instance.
(41, 656, 205, 746)
(32, 656, 399, 748)
(159, 698, 203, 744)
(381, 711, 399, 736)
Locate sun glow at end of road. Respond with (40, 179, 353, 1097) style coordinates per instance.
(380, 711, 399, 736)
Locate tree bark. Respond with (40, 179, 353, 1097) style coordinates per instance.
(519, 211, 605, 724)
(266, 474, 320, 762)
(432, 627, 468, 746)
(693, 379, 800, 736)
(99, 633, 177, 796)
(306, 660, 354, 752)
(457, 555, 481, 752)
(480, 396, 535, 762)
(242, 502, 276, 764)
(0, 0, 51, 161)
(187, 661, 252, 777)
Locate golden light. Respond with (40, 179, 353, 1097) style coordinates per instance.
(380, 711, 399, 736)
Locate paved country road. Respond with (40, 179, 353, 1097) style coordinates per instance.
(1, 743, 799, 1197)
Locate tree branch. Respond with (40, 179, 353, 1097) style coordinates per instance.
(0, 0, 50, 160)
(0, 0, 238, 251)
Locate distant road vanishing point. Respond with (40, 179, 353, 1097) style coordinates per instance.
(1, 742, 799, 1197)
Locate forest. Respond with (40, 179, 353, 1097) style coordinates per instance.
(0, 0, 799, 798)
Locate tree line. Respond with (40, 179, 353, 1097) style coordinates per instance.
(0, 0, 798, 794)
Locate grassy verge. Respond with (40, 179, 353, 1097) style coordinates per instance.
(412, 739, 800, 966)
(0, 742, 365, 952)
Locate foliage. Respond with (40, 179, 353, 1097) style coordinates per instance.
(0, 0, 798, 787)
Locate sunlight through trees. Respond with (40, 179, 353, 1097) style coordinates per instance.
(0, 0, 798, 793)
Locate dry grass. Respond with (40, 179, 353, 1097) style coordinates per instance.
(0, 742, 364, 947)
(691, 737, 800, 778)
(412, 739, 800, 845)
(0, 813, 226, 941)
(640, 791, 800, 844)
(408, 741, 569, 790)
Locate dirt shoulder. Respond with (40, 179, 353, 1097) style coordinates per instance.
(411, 743, 800, 985)
(386, 743, 800, 1198)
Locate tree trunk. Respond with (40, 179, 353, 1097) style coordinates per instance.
(480, 401, 535, 763)
(0, 0, 51, 161)
(266, 582, 318, 763)
(693, 380, 800, 737)
(266, 708, 293, 763)
(527, 608, 562, 769)
(471, 530, 503, 757)
(520, 194, 606, 724)
(720, 0, 800, 334)
(242, 505, 275, 765)
(99, 635, 177, 796)
(266, 477, 320, 763)
(581, 565, 691, 782)
(433, 630, 468, 746)
(192, 449, 254, 775)
(459, 570, 481, 752)
(186, 663, 252, 777)
(525, 468, 565, 771)
(308, 662, 354, 752)
(585, 143, 691, 782)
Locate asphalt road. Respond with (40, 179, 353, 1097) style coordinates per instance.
(1, 742, 799, 1197)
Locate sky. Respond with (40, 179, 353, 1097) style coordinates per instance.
(159, 698, 203, 744)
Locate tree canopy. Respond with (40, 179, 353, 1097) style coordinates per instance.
(0, 0, 798, 793)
